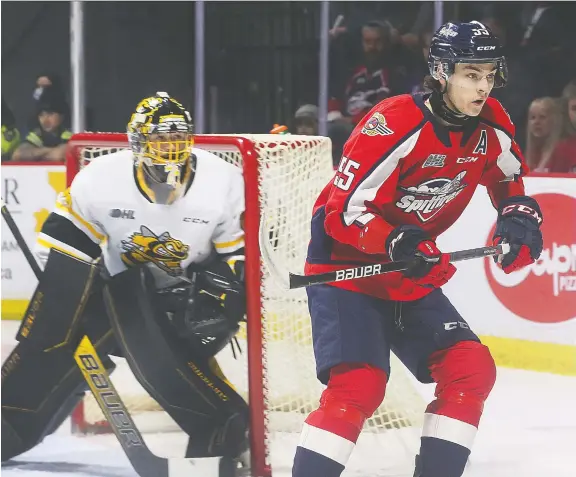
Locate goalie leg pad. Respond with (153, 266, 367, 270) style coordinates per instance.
(1, 300, 117, 462)
(103, 266, 249, 459)
(16, 250, 101, 351)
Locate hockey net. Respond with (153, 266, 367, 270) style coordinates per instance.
(66, 133, 425, 476)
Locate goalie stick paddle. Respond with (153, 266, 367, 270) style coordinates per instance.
(1, 204, 228, 477)
(288, 243, 511, 289)
(73, 336, 225, 477)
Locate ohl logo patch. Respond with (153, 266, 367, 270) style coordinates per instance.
(121, 225, 189, 276)
(395, 171, 467, 222)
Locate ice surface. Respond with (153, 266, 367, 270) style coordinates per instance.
(3, 321, 575, 477)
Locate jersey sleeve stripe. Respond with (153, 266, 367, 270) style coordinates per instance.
(36, 235, 95, 263)
(214, 236, 245, 253)
(353, 212, 376, 226)
(494, 129, 522, 178)
(54, 202, 105, 242)
(342, 125, 423, 226)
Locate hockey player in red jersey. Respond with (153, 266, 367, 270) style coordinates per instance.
(292, 21, 544, 477)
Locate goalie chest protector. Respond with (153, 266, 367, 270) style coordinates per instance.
(65, 148, 245, 278)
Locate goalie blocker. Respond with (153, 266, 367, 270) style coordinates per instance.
(1, 250, 249, 472)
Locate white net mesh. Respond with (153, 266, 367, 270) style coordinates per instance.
(70, 133, 425, 472)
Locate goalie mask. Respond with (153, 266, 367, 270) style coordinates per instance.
(127, 92, 194, 204)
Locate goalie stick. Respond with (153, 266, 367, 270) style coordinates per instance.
(1, 203, 233, 477)
(258, 214, 510, 289)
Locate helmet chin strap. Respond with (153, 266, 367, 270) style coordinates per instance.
(429, 82, 471, 127)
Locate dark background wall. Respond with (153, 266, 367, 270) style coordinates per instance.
(1, 1, 321, 134)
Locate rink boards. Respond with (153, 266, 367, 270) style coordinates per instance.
(1, 164, 575, 376)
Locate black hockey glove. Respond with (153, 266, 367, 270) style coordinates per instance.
(385, 225, 456, 288)
(493, 195, 543, 274)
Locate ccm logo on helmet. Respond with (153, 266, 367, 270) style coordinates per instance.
(477, 46, 496, 51)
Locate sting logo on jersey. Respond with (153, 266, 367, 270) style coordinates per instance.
(396, 171, 467, 222)
(120, 225, 189, 276)
(361, 112, 394, 136)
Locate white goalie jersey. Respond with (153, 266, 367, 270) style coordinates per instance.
(35, 148, 245, 278)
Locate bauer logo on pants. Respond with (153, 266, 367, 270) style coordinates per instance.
(484, 193, 576, 323)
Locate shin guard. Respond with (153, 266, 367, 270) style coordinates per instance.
(293, 364, 387, 477)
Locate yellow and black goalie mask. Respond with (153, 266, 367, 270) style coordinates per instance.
(127, 92, 194, 203)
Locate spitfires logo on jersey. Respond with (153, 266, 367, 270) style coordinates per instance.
(120, 225, 189, 276)
(361, 112, 394, 136)
(395, 171, 467, 222)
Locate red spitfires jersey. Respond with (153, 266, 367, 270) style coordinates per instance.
(305, 93, 529, 301)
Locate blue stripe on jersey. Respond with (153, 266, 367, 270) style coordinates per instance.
(307, 206, 334, 264)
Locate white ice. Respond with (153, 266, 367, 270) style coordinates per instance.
(2, 321, 575, 477)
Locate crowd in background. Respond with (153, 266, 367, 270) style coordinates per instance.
(2, 2, 575, 174)
(2, 74, 71, 163)
(280, 2, 576, 173)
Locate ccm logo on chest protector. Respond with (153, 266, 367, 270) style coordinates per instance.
(109, 209, 135, 219)
(183, 217, 210, 224)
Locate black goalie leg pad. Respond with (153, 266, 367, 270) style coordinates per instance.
(15, 250, 101, 350)
(1, 335, 117, 461)
(103, 267, 250, 460)
(1, 251, 119, 462)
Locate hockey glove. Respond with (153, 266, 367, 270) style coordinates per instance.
(493, 195, 543, 274)
(385, 225, 456, 288)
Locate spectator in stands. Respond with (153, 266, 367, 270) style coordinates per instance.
(33, 73, 65, 102)
(329, 20, 412, 126)
(293, 104, 319, 136)
(410, 31, 433, 94)
(29, 73, 68, 130)
(12, 86, 72, 162)
(524, 97, 563, 172)
(518, 3, 576, 97)
(547, 80, 576, 173)
(2, 98, 21, 161)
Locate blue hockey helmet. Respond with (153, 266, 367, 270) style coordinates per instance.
(428, 21, 508, 88)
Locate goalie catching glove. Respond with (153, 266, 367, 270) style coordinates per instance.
(156, 259, 245, 359)
(493, 195, 543, 274)
(385, 225, 456, 288)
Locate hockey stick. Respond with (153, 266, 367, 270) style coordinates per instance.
(258, 214, 509, 289)
(287, 243, 510, 289)
(73, 336, 225, 477)
(1, 205, 227, 477)
(1, 203, 43, 278)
